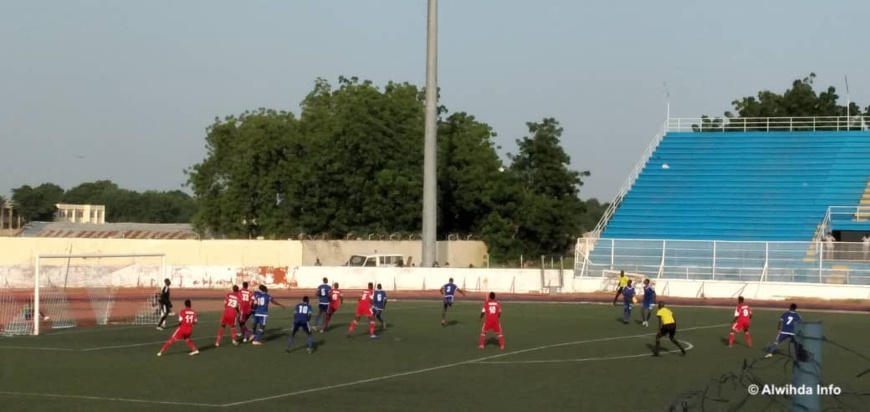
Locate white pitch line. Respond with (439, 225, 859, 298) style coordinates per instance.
(477, 342, 695, 364)
(0, 345, 76, 351)
(0, 391, 218, 408)
(80, 335, 219, 352)
(220, 323, 727, 407)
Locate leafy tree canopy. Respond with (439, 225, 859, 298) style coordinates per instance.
(697, 73, 867, 131)
(9, 180, 194, 224)
(187, 77, 602, 258)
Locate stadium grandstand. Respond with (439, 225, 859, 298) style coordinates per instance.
(16, 222, 198, 240)
(577, 116, 870, 284)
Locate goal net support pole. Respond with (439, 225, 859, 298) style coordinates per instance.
(33, 253, 166, 336)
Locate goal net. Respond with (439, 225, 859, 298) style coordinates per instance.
(0, 253, 166, 336)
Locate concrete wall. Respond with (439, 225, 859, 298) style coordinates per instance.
(0, 238, 303, 266)
(300, 240, 488, 267)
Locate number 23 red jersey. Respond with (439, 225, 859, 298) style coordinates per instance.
(177, 308, 197, 330)
(735, 303, 752, 321)
(224, 293, 240, 313)
(482, 300, 501, 322)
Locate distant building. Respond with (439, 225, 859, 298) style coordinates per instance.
(1, 200, 23, 233)
(55, 204, 106, 224)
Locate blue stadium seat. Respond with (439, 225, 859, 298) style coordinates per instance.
(587, 130, 870, 282)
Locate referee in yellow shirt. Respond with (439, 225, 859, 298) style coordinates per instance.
(612, 270, 629, 306)
(653, 301, 686, 356)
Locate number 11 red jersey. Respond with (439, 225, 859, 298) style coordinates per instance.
(177, 308, 197, 331)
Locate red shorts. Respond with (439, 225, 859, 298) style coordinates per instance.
(328, 305, 340, 315)
(482, 321, 502, 334)
(173, 328, 193, 340)
(239, 311, 252, 323)
(221, 311, 238, 326)
(732, 319, 750, 332)
(355, 307, 373, 317)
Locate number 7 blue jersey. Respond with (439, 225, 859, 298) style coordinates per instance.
(780, 311, 801, 335)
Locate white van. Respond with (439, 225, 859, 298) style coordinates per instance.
(347, 254, 406, 267)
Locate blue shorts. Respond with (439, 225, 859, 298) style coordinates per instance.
(642, 301, 654, 310)
(373, 306, 384, 313)
(292, 321, 311, 335)
(253, 314, 267, 326)
(774, 332, 795, 344)
(443, 296, 454, 308)
(318, 303, 330, 312)
(623, 303, 634, 310)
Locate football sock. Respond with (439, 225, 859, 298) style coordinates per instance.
(323, 314, 332, 329)
(623, 308, 630, 322)
(348, 320, 358, 333)
(744, 332, 752, 346)
(376, 312, 384, 324)
(479, 333, 486, 347)
(497, 334, 505, 349)
(254, 325, 264, 341)
(315, 313, 322, 327)
(230, 326, 237, 339)
(670, 337, 685, 352)
(240, 324, 248, 337)
(307, 335, 313, 348)
(217, 328, 225, 343)
(728, 332, 735, 346)
(442, 312, 446, 320)
(185, 339, 197, 351)
(285, 333, 295, 349)
(368, 320, 375, 335)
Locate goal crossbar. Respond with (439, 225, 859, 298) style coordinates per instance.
(33, 253, 167, 335)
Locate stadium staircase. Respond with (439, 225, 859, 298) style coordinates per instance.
(585, 118, 870, 283)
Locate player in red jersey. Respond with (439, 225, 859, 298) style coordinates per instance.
(321, 282, 343, 332)
(479, 292, 504, 350)
(237, 282, 255, 341)
(157, 299, 199, 356)
(216, 285, 241, 347)
(728, 296, 753, 347)
(347, 282, 377, 339)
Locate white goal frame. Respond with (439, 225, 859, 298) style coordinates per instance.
(34, 253, 166, 335)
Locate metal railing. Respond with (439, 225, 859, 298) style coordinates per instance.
(816, 206, 870, 242)
(574, 238, 870, 285)
(589, 122, 667, 241)
(667, 116, 870, 133)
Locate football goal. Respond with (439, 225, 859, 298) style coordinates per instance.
(0, 253, 167, 336)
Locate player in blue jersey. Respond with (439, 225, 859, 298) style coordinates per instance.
(314, 278, 332, 332)
(764, 303, 801, 358)
(373, 283, 387, 330)
(621, 279, 635, 324)
(640, 279, 656, 327)
(440, 277, 466, 326)
(246, 285, 285, 346)
(285, 296, 315, 354)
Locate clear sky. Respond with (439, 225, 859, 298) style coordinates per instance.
(2, 0, 868, 202)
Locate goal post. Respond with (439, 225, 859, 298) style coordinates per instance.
(30, 253, 167, 336)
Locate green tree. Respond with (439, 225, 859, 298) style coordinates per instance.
(62, 180, 195, 223)
(437, 112, 506, 237)
(698, 73, 866, 131)
(185, 109, 300, 238)
(506, 118, 589, 257)
(11, 183, 64, 222)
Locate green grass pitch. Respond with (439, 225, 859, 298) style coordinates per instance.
(0, 301, 866, 411)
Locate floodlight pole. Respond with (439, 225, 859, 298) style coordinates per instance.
(421, 0, 438, 267)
